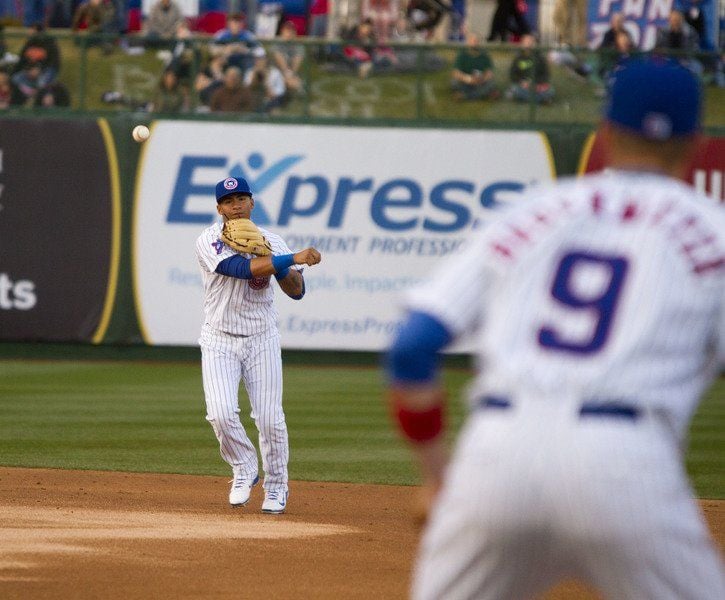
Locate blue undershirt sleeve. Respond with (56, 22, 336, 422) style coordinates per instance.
(215, 255, 253, 279)
(386, 310, 453, 384)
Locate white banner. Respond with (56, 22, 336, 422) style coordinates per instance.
(134, 122, 555, 350)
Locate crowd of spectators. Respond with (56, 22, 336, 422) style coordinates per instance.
(0, 2, 721, 115)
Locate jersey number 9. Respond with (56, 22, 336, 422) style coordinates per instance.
(538, 251, 629, 355)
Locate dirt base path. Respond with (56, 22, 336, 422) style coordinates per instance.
(0, 468, 722, 599)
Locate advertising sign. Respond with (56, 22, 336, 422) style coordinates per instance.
(578, 132, 725, 204)
(134, 122, 555, 350)
(0, 119, 119, 342)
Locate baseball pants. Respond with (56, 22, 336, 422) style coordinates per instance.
(413, 403, 725, 599)
(200, 324, 289, 492)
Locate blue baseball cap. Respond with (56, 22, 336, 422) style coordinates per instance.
(215, 177, 253, 202)
(604, 58, 701, 141)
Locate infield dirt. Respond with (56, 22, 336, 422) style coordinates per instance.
(0, 467, 722, 599)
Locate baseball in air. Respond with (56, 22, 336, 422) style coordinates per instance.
(132, 125, 150, 142)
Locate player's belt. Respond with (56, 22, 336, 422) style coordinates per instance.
(477, 396, 640, 420)
(579, 402, 640, 420)
(477, 396, 511, 410)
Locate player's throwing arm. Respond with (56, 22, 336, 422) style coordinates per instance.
(239, 247, 321, 279)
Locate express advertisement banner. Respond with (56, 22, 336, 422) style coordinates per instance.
(134, 122, 555, 350)
(0, 119, 120, 342)
(578, 132, 725, 203)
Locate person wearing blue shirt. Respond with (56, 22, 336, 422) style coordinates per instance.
(210, 12, 264, 73)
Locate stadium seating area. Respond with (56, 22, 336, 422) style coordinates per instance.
(0, 0, 310, 34)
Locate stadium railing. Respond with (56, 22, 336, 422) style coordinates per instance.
(0, 29, 723, 129)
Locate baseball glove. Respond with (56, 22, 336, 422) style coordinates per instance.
(220, 218, 272, 256)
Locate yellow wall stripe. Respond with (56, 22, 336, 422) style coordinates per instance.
(92, 118, 122, 344)
(577, 132, 598, 176)
(538, 131, 557, 179)
(131, 122, 154, 345)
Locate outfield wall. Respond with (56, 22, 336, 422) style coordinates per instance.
(0, 116, 723, 350)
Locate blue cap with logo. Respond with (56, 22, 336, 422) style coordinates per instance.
(216, 177, 253, 202)
(604, 58, 701, 141)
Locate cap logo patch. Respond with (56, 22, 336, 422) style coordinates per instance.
(642, 113, 673, 141)
(223, 178, 238, 191)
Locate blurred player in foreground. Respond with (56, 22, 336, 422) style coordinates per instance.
(195, 177, 321, 514)
(386, 57, 725, 599)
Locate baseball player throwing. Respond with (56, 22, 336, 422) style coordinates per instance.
(386, 58, 725, 599)
(195, 176, 321, 514)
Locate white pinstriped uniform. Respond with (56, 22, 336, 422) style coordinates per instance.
(195, 222, 298, 494)
(406, 171, 725, 599)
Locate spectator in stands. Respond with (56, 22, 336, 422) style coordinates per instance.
(209, 65, 253, 113)
(194, 53, 227, 108)
(675, 0, 712, 50)
(244, 54, 286, 113)
(14, 23, 61, 87)
(674, 1, 720, 82)
(307, 0, 330, 61)
(47, 0, 74, 28)
(0, 25, 20, 72)
(270, 20, 304, 100)
(72, 0, 116, 51)
(554, 0, 587, 47)
(10, 62, 44, 106)
(487, 0, 530, 43)
(165, 21, 200, 87)
(144, 0, 185, 48)
(361, 0, 398, 43)
(210, 12, 264, 74)
(109, 0, 128, 35)
(390, 14, 415, 42)
(447, 0, 468, 41)
(406, 0, 450, 41)
(150, 67, 188, 113)
(505, 33, 553, 104)
(0, 70, 14, 108)
(599, 12, 633, 49)
(656, 9, 700, 51)
(451, 31, 498, 100)
(34, 80, 71, 107)
(23, 0, 47, 27)
(308, 0, 329, 39)
(597, 30, 633, 90)
(343, 18, 397, 78)
(655, 10, 702, 75)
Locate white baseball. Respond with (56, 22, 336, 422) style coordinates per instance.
(132, 125, 150, 142)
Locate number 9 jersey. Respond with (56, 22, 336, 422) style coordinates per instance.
(406, 170, 725, 444)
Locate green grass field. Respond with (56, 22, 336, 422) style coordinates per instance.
(0, 357, 722, 498)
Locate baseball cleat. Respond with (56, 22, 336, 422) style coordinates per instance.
(229, 471, 259, 507)
(261, 490, 288, 514)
